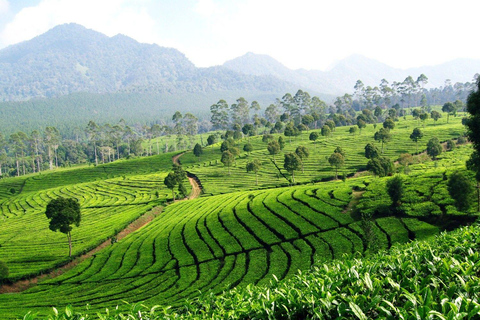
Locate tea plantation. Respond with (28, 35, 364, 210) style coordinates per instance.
(0, 116, 477, 319)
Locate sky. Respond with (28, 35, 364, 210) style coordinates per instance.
(0, 0, 479, 71)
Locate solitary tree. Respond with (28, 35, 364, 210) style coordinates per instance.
(193, 143, 203, 161)
(442, 102, 456, 123)
(383, 118, 395, 130)
(409, 128, 423, 153)
(328, 152, 344, 180)
(321, 125, 332, 140)
(374, 128, 391, 153)
(164, 172, 178, 201)
(284, 153, 302, 183)
(426, 137, 442, 160)
(221, 150, 234, 174)
(430, 110, 442, 125)
(207, 134, 216, 151)
(386, 176, 404, 208)
(309, 131, 319, 143)
(366, 156, 393, 177)
(447, 171, 473, 211)
(45, 197, 81, 257)
(246, 159, 262, 185)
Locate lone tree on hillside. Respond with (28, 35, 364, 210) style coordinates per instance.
(383, 118, 395, 130)
(409, 128, 423, 153)
(207, 134, 216, 151)
(284, 152, 302, 184)
(164, 172, 178, 201)
(366, 156, 394, 177)
(246, 159, 262, 185)
(309, 131, 319, 143)
(243, 143, 253, 155)
(374, 128, 391, 153)
(442, 102, 456, 123)
(221, 150, 234, 174)
(321, 125, 331, 140)
(45, 197, 81, 257)
(386, 175, 404, 208)
(465, 78, 480, 211)
(193, 143, 203, 161)
(426, 137, 442, 160)
(328, 152, 344, 180)
(447, 171, 473, 211)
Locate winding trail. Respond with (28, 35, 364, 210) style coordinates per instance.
(0, 152, 202, 293)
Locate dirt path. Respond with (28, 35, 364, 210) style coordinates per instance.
(0, 152, 201, 293)
(0, 207, 162, 293)
(172, 152, 202, 200)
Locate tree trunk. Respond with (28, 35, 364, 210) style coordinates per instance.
(68, 231, 72, 257)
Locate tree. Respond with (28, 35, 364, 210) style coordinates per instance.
(321, 125, 331, 140)
(349, 126, 357, 136)
(164, 172, 178, 201)
(243, 143, 253, 155)
(278, 136, 286, 150)
(207, 134, 216, 151)
(426, 137, 442, 160)
(374, 128, 391, 153)
(242, 124, 255, 141)
(366, 156, 393, 177)
(328, 152, 344, 180)
(386, 176, 404, 208)
(383, 118, 395, 130)
(295, 146, 309, 173)
(364, 143, 380, 159)
(442, 102, 456, 123)
(465, 78, 480, 211)
(309, 131, 319, 143)
(210, 100, 230, 130)
(246, 159, 262, 185)
(357, 119, 366, 134)
(446, 139, 455, 151)
(267, 141, 281, 161)
(334, 146, 346, 158)
(284, 123, 299, 143)
(193, 143, 203, 161)
(45, 197, 81, 257)
(409, 128, 423, 153)
(221, 150, 234, 174)
(178, 183, 188, 199)
(430, 110, 442, 125)
(284, 153, 302, 183)
(447, 171, 473, 211)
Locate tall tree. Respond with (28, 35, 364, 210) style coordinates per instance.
(284, 152, 302, 183)
(465, 78, 480, 211)
(210, 100, 230, 130)
(409, 128, 423, 153)
(221, 150, 234, 175)
(442, 102, 456, 123)
(45, 197, 81, 257)
(328, 152, 344, 180)
(426, 137, 442, 160)
(85, 121, 99, 165)
(246, 159, 262, 185)
(295, 146, 309, 173)
(374, 128, 391, 153)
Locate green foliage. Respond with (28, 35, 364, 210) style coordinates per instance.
(366, 156, 393, 177)
(386, 176, 404, 208)
(45, 197, 81, 257)
(193, 143, 203, 159)
(0, 260, 8, 282)
(426, 137, 442, 160)
(447, 171, 473, 211)
(364, 143, 379, 159)
(283, 153, 302, 183)
(328, 152, 344, 179)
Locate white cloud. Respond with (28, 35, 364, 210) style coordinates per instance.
(0, 0, 8, 15)
(0, 0, 158, 47)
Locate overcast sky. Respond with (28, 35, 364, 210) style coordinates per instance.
(0, 0, 478, 71)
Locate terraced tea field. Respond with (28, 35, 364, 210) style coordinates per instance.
(0, 153, 184, 281)
(178, 116, 465, 194)
(0, 180, 440, 317)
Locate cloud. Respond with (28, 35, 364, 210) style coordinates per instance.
(0, 0, 157, 47)
(0, 0, 8, 14)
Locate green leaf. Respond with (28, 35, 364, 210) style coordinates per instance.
(349, 301, 367, 320)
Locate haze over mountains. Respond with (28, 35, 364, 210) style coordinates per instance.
(223, 52, 480, 95)
(1, 23, 478, 103)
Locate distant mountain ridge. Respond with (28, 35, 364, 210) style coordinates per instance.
(0, 23, 294, 101)
(223, 52, 480, 95)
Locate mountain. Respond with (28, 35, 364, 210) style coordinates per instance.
(223, 53, 480, 95)
(0, 23, 294, 101)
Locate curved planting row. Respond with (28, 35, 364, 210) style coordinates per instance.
(0, 181, 439, 317)
(0, 173, 169, 280)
